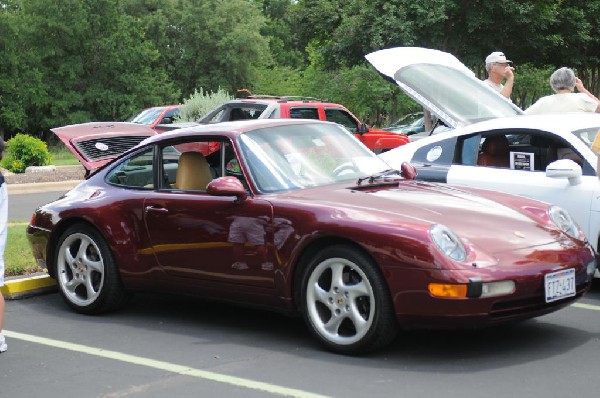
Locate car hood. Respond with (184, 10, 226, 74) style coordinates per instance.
(365, 47, 523, 129)
(285, 181, 561, 256)
(51, 122, 157, 171)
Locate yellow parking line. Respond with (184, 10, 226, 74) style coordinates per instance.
(4, 330, 330, 398)
(572, 302, 600, 311)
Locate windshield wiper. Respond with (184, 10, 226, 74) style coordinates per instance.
(356, 169, 401, 185)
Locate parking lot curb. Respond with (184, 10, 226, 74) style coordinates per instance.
(7, 180, 82, 195)
(1, 273, 57, 300)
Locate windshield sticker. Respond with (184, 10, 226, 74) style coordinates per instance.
(426, 146, 443, 162)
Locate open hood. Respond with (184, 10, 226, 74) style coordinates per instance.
(365, 47, 523, 129)
(51, 122, 157, 171)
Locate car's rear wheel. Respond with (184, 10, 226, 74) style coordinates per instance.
(300, 245, 398, 354)
(55, 224, 129, 314)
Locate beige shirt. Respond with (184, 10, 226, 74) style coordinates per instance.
(525, 93, 598, 115)
(484, 79, 503, 93)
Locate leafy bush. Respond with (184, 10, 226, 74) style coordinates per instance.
(177, 87, 234, 122)
(1, 133, 52, 173)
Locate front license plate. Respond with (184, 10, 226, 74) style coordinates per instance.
(544, 268, 576, 303)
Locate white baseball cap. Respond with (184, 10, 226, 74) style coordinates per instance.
(485, 51, 511, 64)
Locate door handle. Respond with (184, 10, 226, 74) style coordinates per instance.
(144, 205, 169, 215)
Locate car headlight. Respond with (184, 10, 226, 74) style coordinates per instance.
(429, 224, 467, 262)
(548, 206, 580, 239)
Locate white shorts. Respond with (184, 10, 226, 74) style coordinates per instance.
(0, 182, 7, 287)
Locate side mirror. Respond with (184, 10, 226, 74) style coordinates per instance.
(546, 159, 582, 185)
(160, 117, 174, 124)
(206, 176, 247, 203)
(400, 162, 417, 180)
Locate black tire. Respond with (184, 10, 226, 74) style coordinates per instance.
(299, 244, 398, 354)
(54, 224, 130, 314)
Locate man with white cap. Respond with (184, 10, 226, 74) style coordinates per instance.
(484, 51, 515, 99)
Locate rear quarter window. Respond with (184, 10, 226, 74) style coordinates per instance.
(289, 107, 319, 119)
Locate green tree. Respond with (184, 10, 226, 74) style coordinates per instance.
(0, 1, 46, 137)
(169, 0, 272, 97)
(0, 0, 176, 138)
(259, 0, 305, 68)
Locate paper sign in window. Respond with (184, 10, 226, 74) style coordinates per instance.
(510, 152, 534, 171)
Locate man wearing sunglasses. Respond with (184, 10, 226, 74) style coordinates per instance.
(484, 51, 515, 100)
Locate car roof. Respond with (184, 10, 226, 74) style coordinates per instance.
(141, 118, 337, 144)
(462, 113, 600, 135)
(396, 113, 600, 149)
(224, 97, 348, 107)
(145, 104, 183, 111)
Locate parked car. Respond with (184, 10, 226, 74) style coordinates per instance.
(383, 112, 425, 135)
(368, 47, 600, 276)
(127, 105, 183, 132)
(29, 119, 595, 354)
(157, 95, 409, 153)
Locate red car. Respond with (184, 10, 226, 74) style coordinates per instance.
(158, 95, 410, 153)
(28, 119, 596, 354)
(127, 105, 183, 132)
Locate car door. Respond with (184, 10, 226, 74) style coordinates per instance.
(447, 131, 598, 245)
(143, 139, 277, 288)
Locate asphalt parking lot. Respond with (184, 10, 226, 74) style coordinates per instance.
(1, 285, 599, 398)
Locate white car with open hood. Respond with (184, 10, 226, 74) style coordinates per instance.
(369, 47, 600, 274)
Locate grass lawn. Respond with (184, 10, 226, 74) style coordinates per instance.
(50, 143, 79, 166)
(5, 223, 42, 277)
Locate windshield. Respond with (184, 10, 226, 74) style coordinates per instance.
(238, 123, 390, 192)
(395, 64, 522, 126)
(572, 127, 600, 149)
(128, 107, 166, 125)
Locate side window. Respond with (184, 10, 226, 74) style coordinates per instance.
(528, 134, 584, 170)
(106, 148, 155, 189)
(458, 135, 481, 166)
(207, 108, 225, 123)
(324, 108, 359, 132)
(160, 108, 180, 124)
(161, 141, 218, 191)
(472, 131, 582, 171)
(160, 140, 248, 192)
(228, 106, 266, 121)
(289, 107, 319, 119)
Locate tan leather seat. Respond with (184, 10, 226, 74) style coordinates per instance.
(173, 152, 213, 190)
(477, 135, 510, 167)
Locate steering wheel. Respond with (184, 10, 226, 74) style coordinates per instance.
(332, 162, 358, 177)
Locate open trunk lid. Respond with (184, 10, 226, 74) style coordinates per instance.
(51, 122, 156, 171)
(365, 47, 523, 129)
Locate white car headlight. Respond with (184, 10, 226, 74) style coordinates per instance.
(548, 206, 580, 239)
(429, 224, 467, 262)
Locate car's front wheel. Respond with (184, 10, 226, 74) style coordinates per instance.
(54, 224, 129, 314)
(300, 245, 398, 354)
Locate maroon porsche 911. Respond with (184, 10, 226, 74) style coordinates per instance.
(27, 119, 596, 354)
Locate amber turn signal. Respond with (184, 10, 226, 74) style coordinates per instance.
(428, 283, 468, 298)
